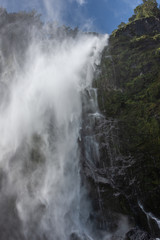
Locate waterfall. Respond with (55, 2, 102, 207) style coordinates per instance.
(138, 201, 160, 232)
(0, 17, 108, 240)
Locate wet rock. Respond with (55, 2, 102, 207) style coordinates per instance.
(110, 237, 124, 240)
(70, 232, 91, 240)
(92, 8, 160, 239)
(70, 232, 82, 240)
(125, 227, 154, 240)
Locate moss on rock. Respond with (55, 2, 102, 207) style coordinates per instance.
(95, 8, 160, 237)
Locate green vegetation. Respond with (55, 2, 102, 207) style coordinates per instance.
(95, 0, 160, 220)
(96, 0, 160, 157)
(115, 0, 160, 34)
(130, 0, 160, 21)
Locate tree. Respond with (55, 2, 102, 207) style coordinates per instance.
(118, 22, 126, 29)
(142, 0, 159, 17)
(129, 0, 160, 22)
(134, 5, 144, 19)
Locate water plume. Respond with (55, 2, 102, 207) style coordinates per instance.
(0, 0, 90, 30)
(0, 14, 108, 239)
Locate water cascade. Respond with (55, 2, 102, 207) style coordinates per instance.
(0, 17, 108, 240)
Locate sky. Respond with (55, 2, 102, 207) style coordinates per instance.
(0, 0, 160, 33)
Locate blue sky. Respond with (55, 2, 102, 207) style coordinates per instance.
(0, 0, 160, 33)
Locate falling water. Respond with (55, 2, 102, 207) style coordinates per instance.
(0, 15, 108, 240)
(138, 201, 160, 232)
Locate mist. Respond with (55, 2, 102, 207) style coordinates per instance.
(0, 10, 108, 239)
(0, 0, 93, 32)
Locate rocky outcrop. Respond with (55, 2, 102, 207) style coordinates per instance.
(0, 6, 160, 240)
(126, 227, 154, 240)
(92, 14, 160, 240)
(114, 16, 160, 38)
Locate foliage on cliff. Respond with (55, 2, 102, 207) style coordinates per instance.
(118, 0, 160, 29)
(131, 0, 160, 21)
(95, 0, 160, 227)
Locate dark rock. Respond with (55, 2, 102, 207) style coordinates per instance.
(125, 227, 154, 240)
(113, 17, 160, 38)
(92, 6, 160, 240)
(70, 232, 91, 240)
(70, 232, 82, 240)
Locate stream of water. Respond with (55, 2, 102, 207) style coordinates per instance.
(0, 21, 108, 239)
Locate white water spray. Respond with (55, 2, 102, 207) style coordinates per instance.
(0, 18, 108, 239)
(139, 201, 160, 231)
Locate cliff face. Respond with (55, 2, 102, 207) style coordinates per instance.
(1, 6, 160, 240)
(93, 15, 160, 239)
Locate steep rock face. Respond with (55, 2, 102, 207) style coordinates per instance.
(92, 16, 160, 238)
(0, 7, 160, 240)
(114, 16, 160, 38)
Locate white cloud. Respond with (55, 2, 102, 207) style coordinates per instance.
(81, 18, 94, 31)
(76, 0, 86, 5)
(69, 0, 86, 6)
